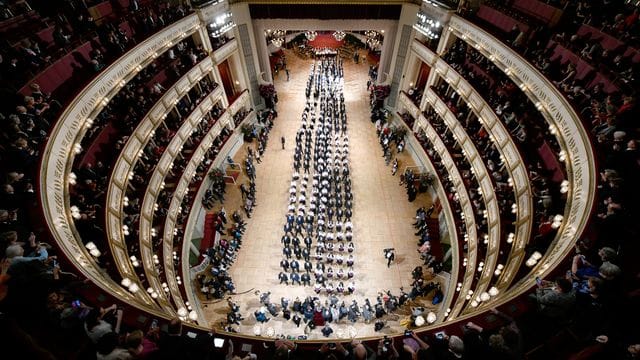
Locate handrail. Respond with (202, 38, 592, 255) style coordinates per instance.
(415, 113, 479, 319)
(39, 13, 202, 317)
(180, 127, 239, 326)
(137, 87, 225, 314)
(421, 90, 502, 316)
(447, 15, 596, 302)
(404, 126, 460, 324)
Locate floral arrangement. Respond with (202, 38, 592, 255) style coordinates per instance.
(373, 84, 391, 100)
(259, 84, 276, 99)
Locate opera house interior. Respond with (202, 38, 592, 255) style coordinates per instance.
(0, 0, 639, 359)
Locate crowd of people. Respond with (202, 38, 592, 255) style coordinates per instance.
(0, 0, 190, 93)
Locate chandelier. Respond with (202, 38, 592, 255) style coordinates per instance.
(413, 10, 442, 40)
(365, 30, 381, 49)
(333, 30, 346, 41)
(364, 30, 378, 38)
(208, 11, 236, 38)
(271, 37, 284, 47)
(305, 30, 317, 41)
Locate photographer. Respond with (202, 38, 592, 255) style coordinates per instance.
(402, 330, 430, 360)
(378, 337, 400, 359)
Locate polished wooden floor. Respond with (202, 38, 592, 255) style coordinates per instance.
(201, 50, 442, 339)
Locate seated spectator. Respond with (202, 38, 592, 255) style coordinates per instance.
(96, 331, 130, 360)
(531, 276, 576, 324)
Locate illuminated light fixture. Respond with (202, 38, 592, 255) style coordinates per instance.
(511, 203, 518, 214)
(414, 315, 426, 326)
(507, 233, 515, 244)
(123, 196, 129, 207)
(128, 171, 134, 180)
(468, 290, 474, 295)
(121, 278, 132, 287)
(128, 283, 139, 293)
(130, 255, 140, 267)
(86, 242, 97, 251)
(532, 251, 543, 260)
(70, 206, 81, 219)
(188, 311, 198, 321)
(465, 295, 471, 300)
(494, 269, 501, 276)
(304, 30, 317, 41)
(558, 150, 567, 162)
(525, 258, 536, 267)
(426, 312, 437, 324)
(414, 10, 441, 39)
(123, 225, 130, 236)
(266, 327, 276, 338)
(551, 214, 563, 229)
(488, 287, 499, 296)
(470, 300, 479, 307)
(209, 12, 236, 38)
(89, 248, 101, 257)
(151, 292, 158, 299)
(480, 292, 491, 302)
(69, 172, 77, 185)
(147, 287, 154, 294)
(73, 143, 83, 154)
(271, 37, 284, 48)
(85, 118, 94, 128)
(507, 178, 513, 187)
(333, 30, 346, 41)
(177, 307, 188, 317)
(560, 180, 570, 194)
(535, 102, 543, 111)
(548, 124, 557, 135)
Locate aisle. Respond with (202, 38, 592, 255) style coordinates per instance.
(203, 51, 435, 338)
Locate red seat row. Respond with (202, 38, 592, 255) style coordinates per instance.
(477, 5, 529, 35)
(512, 0, 563, 26)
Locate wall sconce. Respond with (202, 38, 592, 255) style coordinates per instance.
(426, 312, 437, 324)
(130, 255, 140, 267)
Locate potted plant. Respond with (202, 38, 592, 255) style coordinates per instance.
(240, 123, 255, 142)
(259, 84, 277, 109)
(419, 172, 435, 193)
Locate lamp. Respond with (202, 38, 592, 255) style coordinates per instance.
(414, 10, 441, 40)
(305, 30, 317, 41)
(188, 310, 198, 321)
(414, 315, 425, 326)
(333, 30, 346, 41)
(177, 307, 188, 317)
(426, 312, 437, 324)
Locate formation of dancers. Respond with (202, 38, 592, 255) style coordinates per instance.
(276, 57, 357, 297)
